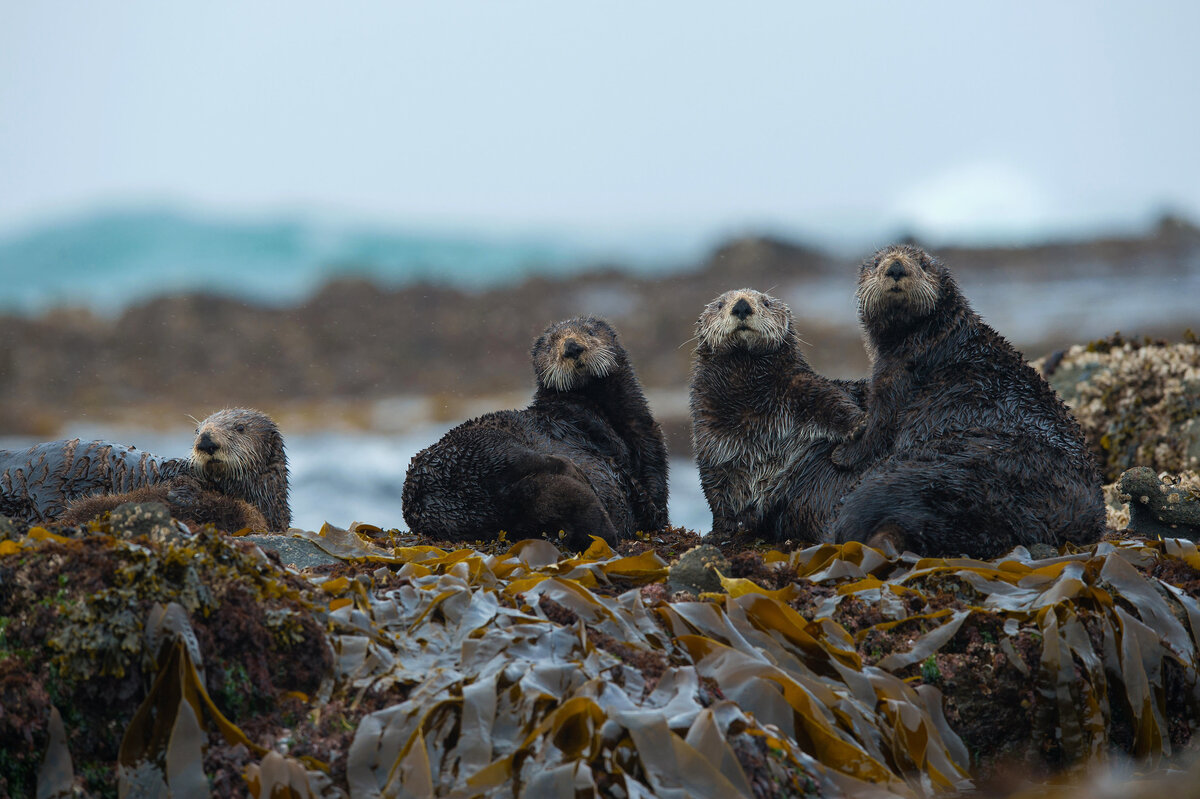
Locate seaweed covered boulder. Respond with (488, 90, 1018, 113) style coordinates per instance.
(0, 515, 331, 796)
(1039, 333, 1200, 482)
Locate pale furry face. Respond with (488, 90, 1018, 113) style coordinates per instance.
(189, 408, 282, 480)
(857, 245, 942, 325)
(532, 317, 621, 392)
(696, 288, 792, 354)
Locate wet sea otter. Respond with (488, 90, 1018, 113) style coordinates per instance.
(828, 244, 1105, 557)
(0, 408, 290, 531)
(57, 479, 270, 532)
(402, 317, 668, 548)
(689, 288, 867, 542)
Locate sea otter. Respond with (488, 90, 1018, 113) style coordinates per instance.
(57, 477, 269, 532)
(402, 317, 668, 548)
(689, 288, 866, 541)
(828, 244, 1105, 557)
(0, 408, 290, 531)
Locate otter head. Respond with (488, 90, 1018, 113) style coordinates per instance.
(532, 317, 623, 392)
(857, 244, 945, 330)
(189, 408, 284, 481)
(696, 288, 793, 355)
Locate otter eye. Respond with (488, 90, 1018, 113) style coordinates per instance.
(236, 424, 245, 433)
(716, 301, 725, 310)
(762, 298, 772, 308)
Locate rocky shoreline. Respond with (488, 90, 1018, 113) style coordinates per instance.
(4, 502, 1200, 797)
(1, 337, 1200, 795)
(2, 216, 1198, 457)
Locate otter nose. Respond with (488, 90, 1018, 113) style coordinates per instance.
(563, 339, 585, 360)
(885, 260, 908, 280)
(196, 433, 219, 455)
(731, 298, 753, 320)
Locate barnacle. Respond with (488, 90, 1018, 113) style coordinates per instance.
(1039, 337, 1200, 481)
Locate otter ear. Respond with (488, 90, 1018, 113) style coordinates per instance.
(268, 429, 286, 461)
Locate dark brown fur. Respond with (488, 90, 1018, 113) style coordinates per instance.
(689, 289, 866, 541)
(828, 245, 1105, 557)
(0, 408, 290, 530)
(402, 317, 668, 549)
(57, 476, 269, 532)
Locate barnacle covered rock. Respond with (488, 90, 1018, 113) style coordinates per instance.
(1039, 334, 1200, 481)
(1118, 467, 1200, 539)
(667, 543, 730, 595)
(0, 522, 330, 797)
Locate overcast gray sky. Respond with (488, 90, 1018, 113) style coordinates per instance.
(1, 1, 1197, 242)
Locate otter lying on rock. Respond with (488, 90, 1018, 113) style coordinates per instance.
(689, 288, 866, 542)
(0, 408, 290, 531)
(402, 317, 668, 549)
(829, 244, 1105, 557)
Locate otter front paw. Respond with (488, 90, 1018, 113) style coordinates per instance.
(831, 436, 870, 470)
(838, 408, 867, 438)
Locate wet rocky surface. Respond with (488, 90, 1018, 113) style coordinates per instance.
(1039, 333, 1200, 483)
(5, 502, 1200, 797)
(1117, 467, 1200, 540)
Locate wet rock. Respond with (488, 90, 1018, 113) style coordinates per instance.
(667, 544, 729, 595)
(1119, 467, 1200, 539)
(1037, 336, 1200, 482)
(0, 514, 15, 541)
(1027, 542, 1059, 560)
(107, 502, 190, 544)
(241, 534, 344, 569)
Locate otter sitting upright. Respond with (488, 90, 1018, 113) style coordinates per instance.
(0, 408, 290, 531)
(829, 245, 1104, 557)
(689, 289, 865, 542)
(402, 317, 668, 549)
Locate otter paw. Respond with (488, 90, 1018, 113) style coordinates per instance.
(844, 415, 867, 441)
(831, 440, 868, 470)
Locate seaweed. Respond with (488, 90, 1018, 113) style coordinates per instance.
(8, 510, 1200, 795)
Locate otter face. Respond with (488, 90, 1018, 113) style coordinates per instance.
(532, 317, 622, 392)
(696, 288, 792, 353)
(857, 244, 942, 326)
(189, 408, 282, 479)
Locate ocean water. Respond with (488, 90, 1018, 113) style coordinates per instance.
(4, 209, 1199, 345)
(0, 427, 713, 535)
(0, 209, 701, 314)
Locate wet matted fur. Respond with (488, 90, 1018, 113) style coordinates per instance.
(829, 245, 1105, 557)
(402, 317, 669, 549)
(57, 477, 269, 532)
(689, 288, 866, 541)
(0, 408, 289, 530)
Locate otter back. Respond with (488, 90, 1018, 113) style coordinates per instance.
(0, 439, 187, 524)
